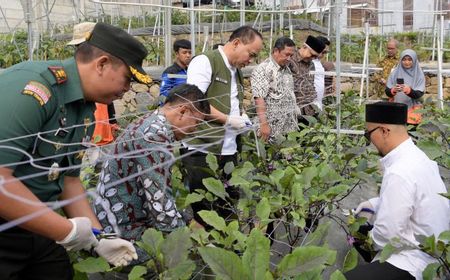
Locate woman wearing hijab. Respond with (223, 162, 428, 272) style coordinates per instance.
(385, 49, 425, 124)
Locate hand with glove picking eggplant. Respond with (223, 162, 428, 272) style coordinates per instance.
(56, 217, 137, 267)
(225, 113, 252, 129)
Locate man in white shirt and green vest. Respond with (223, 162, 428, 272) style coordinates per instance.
(181, 26, 263, 227)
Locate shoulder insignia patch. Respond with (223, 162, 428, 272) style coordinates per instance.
(22, 81, 52, 106)
(48, 66, 67, 84)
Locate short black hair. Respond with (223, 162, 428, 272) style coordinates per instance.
(229, 26, 263, 44)
(165, 84, 210, 115)
(273, 37, 296, 53)
(317, 36, 331, 46)
(173, 39, 192, 52)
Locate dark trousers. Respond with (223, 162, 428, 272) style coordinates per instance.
(0, 222, 73, 280)
(180, 149, 239, 228)
(344, 261, 414, 280)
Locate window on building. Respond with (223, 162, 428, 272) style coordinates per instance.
(347, 0, 378, 27)
(403, 0, 413, 30)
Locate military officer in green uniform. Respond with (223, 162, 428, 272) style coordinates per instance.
(0, 23, 151, 279)
(372, 39, 399, 98)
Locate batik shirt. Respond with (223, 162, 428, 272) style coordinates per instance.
(288, 51, 317, 116)
(251, 57, 298, 141)
(94, 110, 185, 262)
(372, 55, 398, 96)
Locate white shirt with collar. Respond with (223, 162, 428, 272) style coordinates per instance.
(186, 46, 240, 155)
(312, 59, 325, 111)
(368, 138, 450, 279)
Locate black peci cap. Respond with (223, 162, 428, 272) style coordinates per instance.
(87, 22, 152, 85)
(366, 102, 408, 125)
(305, 35, 326, 55)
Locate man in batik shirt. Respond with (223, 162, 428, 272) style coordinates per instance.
(372, 39, 398, 98)
(251, 37, 298, 143)
(288, 35, 325, 120)
(93, 84, 210, 263)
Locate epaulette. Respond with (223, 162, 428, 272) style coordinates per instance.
(41, 65, 68, 85)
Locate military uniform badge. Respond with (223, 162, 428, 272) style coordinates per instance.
(48, 66, 68, 84)
(48, 162, 60, 181)
(22, 81, 52, 106)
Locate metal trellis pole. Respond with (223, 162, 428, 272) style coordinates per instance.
(335, 0, 342, 139)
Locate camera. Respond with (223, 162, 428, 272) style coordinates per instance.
(396, 78, 404, 84)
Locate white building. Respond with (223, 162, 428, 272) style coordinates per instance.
(0, 0, 161, 33)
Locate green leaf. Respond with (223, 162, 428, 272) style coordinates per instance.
(298, 167, 318, 187)
(242, 229, 270, 280)
(224, 161, 235, 175)
(422, 262, 440, 280)
(206, 153, 219, 173)
(323, 185, 349, 199)
(202, 177, 228, 200)
(342, 247, 358, 273)
(73, 257, 110, 273)
(161, 227, 192, 269)
(139, 228, 163, 256)
(128, 265, 147, 280)
(198, 246, 247, 280)
(232, 161, 255, 177)
(269, 169, 285, 188)
(379, 243, 396, 262)
(198, 210, 227, 231)
(417, 140, 444, 160)
(73, 270, 88, 280)
(330, 270, 347, 280)
(291, 180, 305, 204)
(276, 246, 335, 276)
(256, 197, 271, 222)
(163, 260, 196, 280)
(303, 221, 331, 246)
(184, 193, 204, 207)
(438, 230, 450, 241)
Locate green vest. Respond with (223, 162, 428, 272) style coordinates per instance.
(188, 50, 244, 154)
(0, 58, 95, 202)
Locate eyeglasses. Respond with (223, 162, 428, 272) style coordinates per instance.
(364, 126, 381, 142)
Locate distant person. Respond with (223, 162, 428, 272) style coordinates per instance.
(94, 84, 209, 264)
(345, 102, 449, 280)
(251, 37, 297, 142)
(373, 39, 399, 97)
(159, 39, 192, 105)
(312, 36, 332, 111)
(385, 49, 425, 125)
(182, 26, 263, 227)
(288, 35, 325, 123)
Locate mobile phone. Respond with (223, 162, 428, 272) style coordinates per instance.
(396, 78, 404, 84)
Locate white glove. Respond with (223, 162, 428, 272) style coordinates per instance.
(56, 217, 99, 251)
(226, 115, 247, 129)
(354, 200, 375, 223)
(241, 113, 253, 127)
(94, 238, 138, 267)
(295, 106, 302, 116)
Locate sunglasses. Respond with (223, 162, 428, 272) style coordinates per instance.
(364, 126, 381, 142)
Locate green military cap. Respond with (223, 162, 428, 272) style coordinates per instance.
(87, 22, 151, 85)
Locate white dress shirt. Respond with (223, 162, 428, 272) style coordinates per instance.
(368, 138, 450, 279)
(312, 59, 325, 111)
(186, 46, 240, 155)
